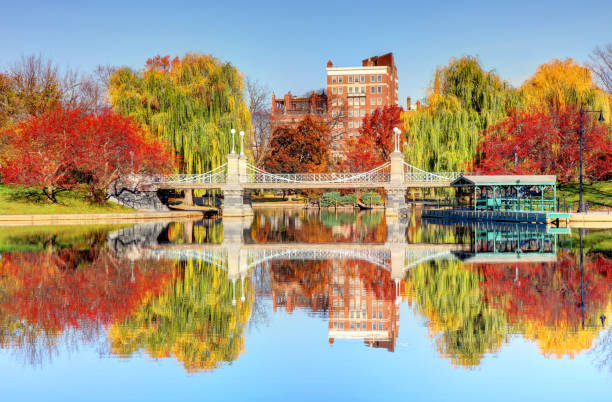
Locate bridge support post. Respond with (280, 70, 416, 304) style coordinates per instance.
(184, 189, 194, 206)
(223, 154, 253, 217)
(386, 151, 408, 217)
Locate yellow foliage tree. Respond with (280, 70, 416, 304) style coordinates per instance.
(521, 58, 611, 119)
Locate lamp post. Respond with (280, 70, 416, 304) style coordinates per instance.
(392, 127, 401, 152)
(577, 108, 604, 213)
(239, 131, 245, 156)
(230, 128, 236, 154)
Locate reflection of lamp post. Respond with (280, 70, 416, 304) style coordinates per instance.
(579, 228, 585, 329)
(239, 131, 245, 156)
(577, 109, 604, 212)
(392, 127, 401, 152)
(231, 128, 236, 154)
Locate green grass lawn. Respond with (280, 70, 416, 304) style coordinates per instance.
(0, 184, 135, 215)
(557, 182, 612, 210)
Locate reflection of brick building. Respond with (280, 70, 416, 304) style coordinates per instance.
(327, 262, 401, 352)
(270, 91, 328, 133)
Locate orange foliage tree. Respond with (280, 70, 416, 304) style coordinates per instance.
(344, 105, 403, 171)
(262, 115, 331, 173)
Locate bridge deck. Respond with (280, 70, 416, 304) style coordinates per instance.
(151, 242, 469, 252)
(156, 182, 452, 190)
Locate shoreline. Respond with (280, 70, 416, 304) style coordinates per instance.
(0, 210, 208, 226)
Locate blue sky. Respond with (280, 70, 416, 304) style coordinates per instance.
(1, 0, 611, 106)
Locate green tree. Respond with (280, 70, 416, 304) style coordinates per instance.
(108, 54, 252, 174)
(405, 259, 508, 368)
(402, 56, 520, 172)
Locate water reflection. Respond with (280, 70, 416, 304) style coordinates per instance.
(0, 210, 610, 376)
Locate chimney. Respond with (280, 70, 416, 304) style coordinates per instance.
(416, 100, 421, 111)
(327, 60, 333, 68)
(284, 92, 292, 110)
(407, 97, 411, 110)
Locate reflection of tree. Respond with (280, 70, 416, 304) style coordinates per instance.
(404, 260, 507, 368)
(0, 247, 172, 366)
(269, 260, 330, 313)
(109, 259, 253, 373)
(476, 251, 612, 358)
(250, 210, 386, 243)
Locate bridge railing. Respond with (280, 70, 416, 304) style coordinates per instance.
(151, 163, 228, 185)
(404, 162, 463, 182)
(246, 162, 391, 184)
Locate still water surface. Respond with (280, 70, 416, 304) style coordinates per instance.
(0, 209, 611, 401)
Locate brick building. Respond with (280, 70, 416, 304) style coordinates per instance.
(270, 91, 328, 133)
(326, 53, 399, 153)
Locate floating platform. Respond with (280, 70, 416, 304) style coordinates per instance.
(422, 208, 570, 224)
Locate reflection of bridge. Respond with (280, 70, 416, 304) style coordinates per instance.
(138, 149, 464, 216)
(144, 242, 465, 280)
(109, 217, 466, 282)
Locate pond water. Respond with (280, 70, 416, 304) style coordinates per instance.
(0, 209, 611, 401)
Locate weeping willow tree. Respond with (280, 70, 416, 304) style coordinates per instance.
(403, 56, 521, 172)
(108, 54, 252, 173)
(109, 258, 253, 373)
(404, 259, 508, 368)
(521, 58, 611, 120)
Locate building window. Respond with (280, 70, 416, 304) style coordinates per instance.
(340, 311, 344, 319)
(348, 98, 353, 106)
(356, 323, 360, 329)
(360, 75, 365, 83)
(338, 98, 343, 105)
(379, 323, 384, 330)
(339, 110, 343, 117)
(370, 86, 375, 94)
(362, 289, 366, 296)
(348, 121, 353, 128)
(338, 87, 343, 94)
(348, 87, 353, 94)
(333, 288, 338, 296)
(332, 87, 337, 94)
(377, 75, 382, 82)
(372, 312, 376, 319)
(340, 323, 344, 329)
(338, 76, 343, 83)
(354, 75, 358, 82)
(332, 76, 337, 84)
(338, 122, 343, 128)
(371, 75, 375, 82)
(373, 323, 377, 330)
(332, 98, 337, 106)
(348, 76, 353, 83)
(377, 86, 382, 93)
(360, 98, 365, 106)
(360, 109, 365, 117)
(333, 322, 337, 329)
(379, 311, 383, 319)
(361, 87, 365, 94)
(332, 110, 337, 117)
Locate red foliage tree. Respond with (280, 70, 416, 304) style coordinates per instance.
(262, 115, 331, 173)
(474, 106, 612, 182)
(0, 107, 173, 201)
(344, 105, 403, 172)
